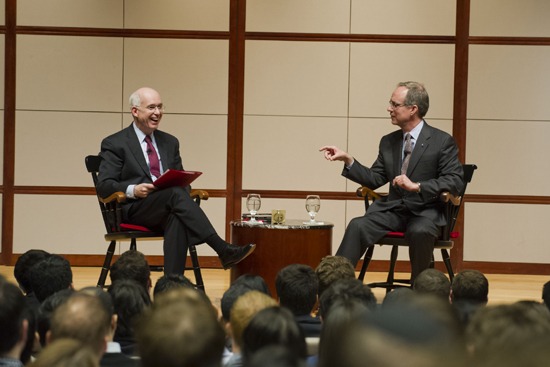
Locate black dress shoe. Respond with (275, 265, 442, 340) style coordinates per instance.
(219, 244, 256, 270)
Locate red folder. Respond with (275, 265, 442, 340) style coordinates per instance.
(152, 170, 202, 189)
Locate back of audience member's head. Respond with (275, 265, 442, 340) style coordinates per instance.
(153, 273, 195, 297)
(246, 345, 303, 367)
(27, 338, 99, 367)
(233, 274, 272, 297)
(382, 287, 414, 308)
(230, 290, 278, 351)
(137, 287, 225, 367)
(109, 250, 151, 292)
(49, 293, 111, 357)
(275, 264, 318, 316)
(318, 278, 376, 319)
(541, 280, 550, 311)
(107, 279, 151, 340)
(0, 275, 28, 358)
(242, 306, 307, 365)
(30, 254, 73, 303)
(37, 289, 75, 347)
(14, 249, 50, 294)
(451, 269, 488, 304)
(466, 302, 550, 357)
(318, 298, 370, 367)
(221, 284, 253, 322)
(315, 255, 355, 297)
(413, 269, 450, 299)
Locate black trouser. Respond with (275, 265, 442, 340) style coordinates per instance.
(336, 203, 440, 282)
(126, 186, 216, 274)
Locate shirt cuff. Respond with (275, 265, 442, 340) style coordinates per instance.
(345, 159, 355, 170)
(126, 185, 136, 199)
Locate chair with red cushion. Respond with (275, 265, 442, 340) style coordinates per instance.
(85, 155, 207, 290)
(357, 164, 477, 292)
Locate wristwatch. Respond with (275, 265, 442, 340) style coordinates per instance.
(417, 182, 421, 193)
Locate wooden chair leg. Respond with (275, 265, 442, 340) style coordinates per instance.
(189, 245, 205, 292)
(130, 238, 137, 251)
(97, 240, 116, 288)
(386, 246, 399, 293)
(358, 246, 374, 281)
(441, 249, 454, 282)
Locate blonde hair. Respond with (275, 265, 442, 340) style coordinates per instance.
(230, 290, 277, 348)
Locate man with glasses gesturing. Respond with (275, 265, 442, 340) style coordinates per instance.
(320, 82, 463, 283)
(97, 87, 255, 276)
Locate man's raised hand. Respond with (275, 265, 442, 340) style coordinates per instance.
(319, 146, 354, 166)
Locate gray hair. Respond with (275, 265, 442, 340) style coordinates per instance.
(129, 91, 142, 109)
(397, 81, 429, 119)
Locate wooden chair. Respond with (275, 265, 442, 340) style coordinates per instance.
(85, 155, 207, 291)
(357, 164, 477, 292)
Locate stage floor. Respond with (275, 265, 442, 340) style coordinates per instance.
(1, 266, 546, 310)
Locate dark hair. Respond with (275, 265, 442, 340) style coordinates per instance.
(544, 280, 550, 311)
(315, 256, 355, 297)
(318, 299, 370, 367)
(397, 81, 430, 119)
(14, 249, 50, 294)
(153, 274, 196, 297)
(50, 293, 111, 356)
(451, 269, 488, 304)
(246, 345, 303, 367)
(108, 279, 151, 339)
(382, 287, 414, 308)
(37, 289, 75, 347)
(110, 250, 150, 292)
(0, 275, 27, 354)
(21, 306, 37, 364)
(242, 307, 307, 365)
(413, 269, 450, 299)
(30, 254, 73, 303)
(319, 279, 377, 319)
(221, 284, 252, 322)
(233, 274, 271, 297)
(136, 290, 225, 367)
(276, 264, 318, 316)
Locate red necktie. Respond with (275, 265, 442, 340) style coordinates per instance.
(145, 135, 161, 178)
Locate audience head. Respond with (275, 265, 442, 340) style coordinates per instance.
(0, 275, 28, 359)
(315, 256, 355, 297)
(76, 287, 116, 340)
(541, 280, 550, 311)
(246, 345, 304, 367)
(275, 264, 318, 316)
(21, 306, 38, 364)
(107, 279, 151, 340)
(230, 290, 278, 351)
(14, 249, 50, 294)
(318, 278, 376, 319)
(221, 284, 252, 323)
(153, 273, 195, 297)
(413, 269, 450, 299)
(382, 287, 414, 308)
(136, 287, 225, 367)
(466, 301, 550, 357)
(37, 289, 75, 348)
(30, 254, 73, 303)
(451, 269, 489, 304)
(109, 250, 151, 292)
(27, 338, 99, 367)
(49, 293, 111, 357)
(233, 274, 272, 297)
(242, 306, 307, 365)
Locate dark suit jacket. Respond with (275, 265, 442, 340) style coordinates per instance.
(97, 123, 186, 219)
(343, 122, 463, 226)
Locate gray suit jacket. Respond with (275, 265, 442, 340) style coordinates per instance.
(343, 122, 464, 226)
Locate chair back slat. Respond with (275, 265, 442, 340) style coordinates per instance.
(86, 155, 120, 234)
(445, 164, 478, 237)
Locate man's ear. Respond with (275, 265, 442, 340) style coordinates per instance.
(46, 330, 52, 346)
(19, 319, 29, 345)
(69, 283, 75, 290)
(148, 277, 152, 290)
(111, 314, 118, 333)
(131, 106, 139, 118)
(449, 289, 454, 303)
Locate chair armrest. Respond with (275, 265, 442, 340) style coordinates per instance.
(440, 192, 461, 206)
(356, 187, 382, 201)
(190, 189, 209, 201)
(99, 192, 127, 204)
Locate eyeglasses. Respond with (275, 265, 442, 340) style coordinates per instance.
(388, 100, 408, 109)
(138, 104, 165, 113)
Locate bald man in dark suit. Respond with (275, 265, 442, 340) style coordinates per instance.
(97, 87, 254, 275)
(321, 82, 463, 282)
